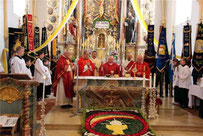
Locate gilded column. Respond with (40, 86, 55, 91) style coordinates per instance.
(3, 0, 8, 48)
(76, 0, 82, 58)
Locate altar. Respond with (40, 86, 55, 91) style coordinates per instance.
(74, 76, 149, 112)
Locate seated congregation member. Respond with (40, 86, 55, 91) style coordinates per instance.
(123, 53, 135, 75)
(178, 58, 192, 108)
(173, 59, 180, 104)
(11, 46, 28, 75)
(78, 50, 95, 76)
(91, 51, 102, 76)
(24, 57, 33, 79)
(53, 50, 75, 108)
(43, 59, 52, 98)
(130, 55, 150, 78)
(34, 51, 46, 100)
(99, 56, 120, 76)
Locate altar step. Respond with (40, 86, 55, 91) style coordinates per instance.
(45, 124, 203, 132)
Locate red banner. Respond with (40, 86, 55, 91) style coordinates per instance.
(27, 14, 34, 51)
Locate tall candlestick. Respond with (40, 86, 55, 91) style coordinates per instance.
(153, 73, 156, 88)
(42, 75, 46, 102)
(77, 37, 79, 59)
(150, 74, 152, 88)
(143, 73, 146, 87)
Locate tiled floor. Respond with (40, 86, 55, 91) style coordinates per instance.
(44, 97, 203, 136)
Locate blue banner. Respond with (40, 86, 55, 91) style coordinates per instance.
(156, 26, 169, 72)
(169, 33, 176, 83)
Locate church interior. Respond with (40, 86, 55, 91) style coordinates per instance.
(0, 0, 203, 136)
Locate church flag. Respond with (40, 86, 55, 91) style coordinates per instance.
(156, 26, 169, 72)
(192, 23, 203, 76)
(27, 14, 34, 51)
(144, 25, 156, 72)
(169, 33, 176, 83)
(41, 27, 49, 57)
(182, 24, 192, 67)
(34, 26, 40, 49)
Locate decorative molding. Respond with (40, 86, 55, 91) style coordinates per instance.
(0, 86, 23, 103)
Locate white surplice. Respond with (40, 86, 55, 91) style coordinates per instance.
(34, 58, 46, 83)
(11, 56, 27, 74)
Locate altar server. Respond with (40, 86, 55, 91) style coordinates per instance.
(34, 51, 46, 100)
(130, 55, 150, 78)
(11, 46, 27, 75)
(99, 56, 120, 76)
(178, 58, 192, 108)
(43, 59, 52, 98)
(123, 53, 135, 75)
(173, 59, 180, 104)
(91, 51, 102, 76)
(53, 50, 75, 108)
(78, 50, 95, 76)
(24, 57, 33, 79)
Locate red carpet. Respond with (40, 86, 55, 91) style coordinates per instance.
(36, 99, 56, 120)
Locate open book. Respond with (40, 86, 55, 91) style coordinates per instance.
(0, 116, 19, 127)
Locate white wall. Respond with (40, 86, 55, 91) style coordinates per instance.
(35, 0, 47, 43)
(0, 0, 5, 61)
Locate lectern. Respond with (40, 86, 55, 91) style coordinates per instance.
(0, 74, 38, 136)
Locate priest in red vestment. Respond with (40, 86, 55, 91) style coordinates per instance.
(99, 56, 121, 76)
(77, 50, 95, 76)
(53, 51, 75, 108)
(130, 55, 150, 78)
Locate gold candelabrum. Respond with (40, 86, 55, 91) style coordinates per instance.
(141, 73, 159, 119)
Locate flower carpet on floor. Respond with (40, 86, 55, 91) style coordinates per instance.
(82, 108, 156, 136)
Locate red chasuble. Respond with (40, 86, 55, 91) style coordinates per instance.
(125, 60, 135, 71)
(99, 62, 120, 76)
(77, 57, 95, 76)
(130, 62, 151, 78)
(53, 55, 75, 98)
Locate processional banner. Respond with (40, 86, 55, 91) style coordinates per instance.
(144, 25, 156, 72)
(156, 26, 169, 72)
(192, 23, 203, 74)
(182, 25, 192, 67)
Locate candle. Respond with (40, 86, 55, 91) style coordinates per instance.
(153, 73, 156, 88)
(143, 73, 146, 87)
(150, 73, 152, 88)
(42, 75, 46, 102)
(77, 37, 79, 59)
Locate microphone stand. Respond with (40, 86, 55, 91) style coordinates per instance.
(70, 64, 81, 117)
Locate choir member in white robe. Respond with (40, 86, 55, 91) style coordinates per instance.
(178, 58, 192, 108)
(11, 46, 28, 76)
(91, 51, 102, 76)
(43, 59, 52, 97)
(34, 51, 46, 100)
(0, 62, 4, 73)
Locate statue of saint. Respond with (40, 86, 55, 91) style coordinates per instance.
(124, 12, 137, 43)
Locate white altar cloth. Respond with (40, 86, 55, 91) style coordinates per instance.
(188, 85, 203, 108)
(74, 76, 149, 81)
